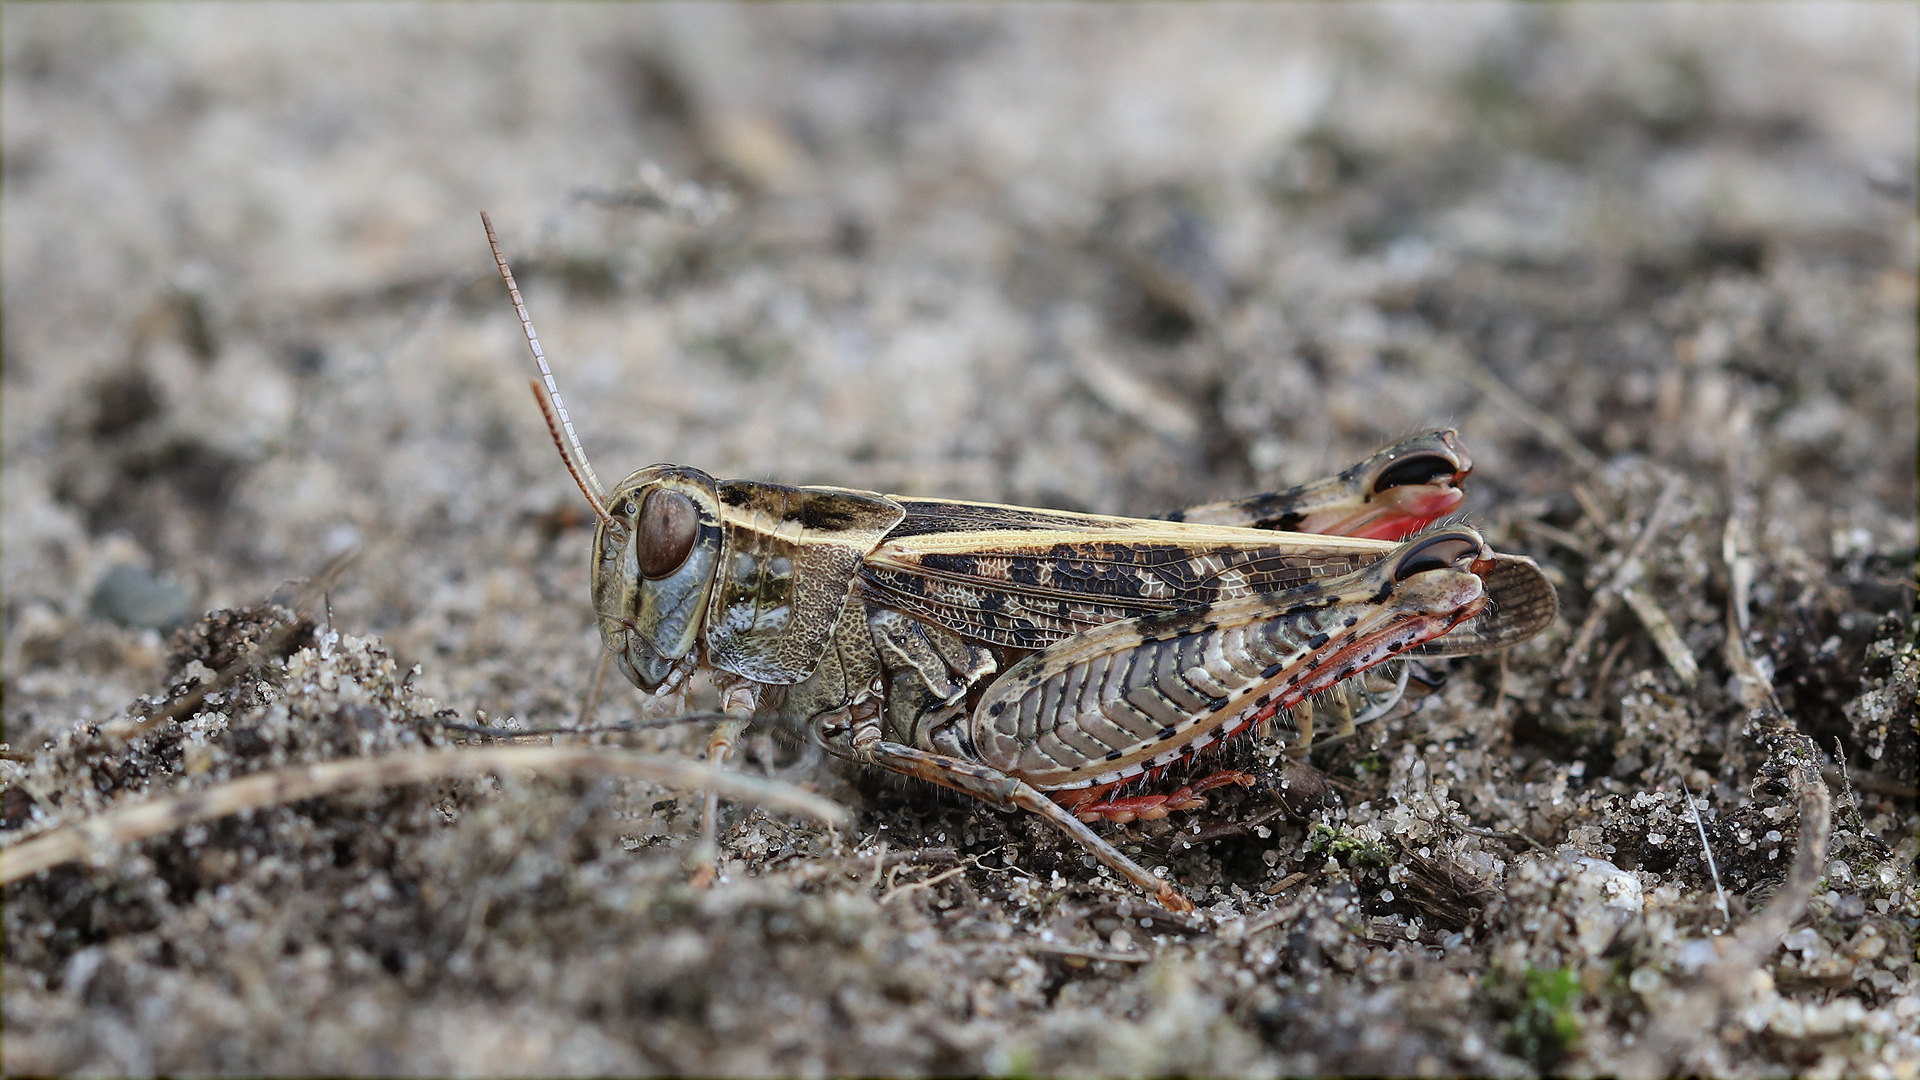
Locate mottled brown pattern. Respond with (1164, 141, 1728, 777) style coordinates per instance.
(971, 532, 1491, 786)
(704, 481, 905, 683)
(863, 510, 1393, 649)
(865, 505, 1554, 659)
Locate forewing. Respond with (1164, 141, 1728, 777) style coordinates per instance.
(861, 498, 1395, 649)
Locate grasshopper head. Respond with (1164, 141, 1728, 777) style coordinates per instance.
(482, 215, 728, 693)
(593, 466, 725, 690)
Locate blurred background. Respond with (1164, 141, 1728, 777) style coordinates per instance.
(3, 6, 1915, 1075)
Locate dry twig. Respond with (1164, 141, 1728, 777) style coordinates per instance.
(1683, 780, 1730, 928)
(1444, 352, 1607, 475)
(1621, 724, 1832, 1078)
(0, 746, 846, 885)
(879, 862, 973, 904)
(1559, 474, 1685, 679)
(1028, 942, 1152, 965)
(1620, 583, 1701, 686)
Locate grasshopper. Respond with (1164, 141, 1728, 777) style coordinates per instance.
(481, 214, 1554, 912)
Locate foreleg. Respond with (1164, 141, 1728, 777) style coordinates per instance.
(689, 678, 757, 888)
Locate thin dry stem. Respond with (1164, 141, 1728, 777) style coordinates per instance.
(1622, 726, 1832, 1078)
(1683, 780, 1730, 928)
(1029, 942, 1151, 964)
(577, 648, 614, 730)
(1823, 768, 1918, 799)
(878, 862, 972, 904)
(1512, 517, 1593, 558)
(1452, 355, 1607, 474)
(1723, 523, 1785, 714)
(1559, 473, 1684, 678)
(1722, 502, 1759, 636)
(1621, 583, 1700, 686)
(1570, 483, 1626, 546)
(1231, 895, 1313, 941)
(0, 745, 847, 885)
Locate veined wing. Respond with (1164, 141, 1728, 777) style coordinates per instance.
(861, 498, 1395, 649)
(865, 497, 1557, 656)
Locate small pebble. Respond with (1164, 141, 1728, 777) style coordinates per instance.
(89, 564, 194, 630)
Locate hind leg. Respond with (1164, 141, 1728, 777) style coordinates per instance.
(1057, 770, 1257, 823)
(841, 735, 1196, 913)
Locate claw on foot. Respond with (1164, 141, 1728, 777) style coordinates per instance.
(688, 860, 718, 889)
(690, 714, 750, 889)
(1155, 882, 1195, 913)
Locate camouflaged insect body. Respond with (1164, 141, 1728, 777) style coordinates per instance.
(488, 211, 1554, 909)
(590, 440, 1555, 774)
(571, 404, 1552, 910)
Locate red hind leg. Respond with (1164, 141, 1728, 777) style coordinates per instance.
(1067, 770, 1256, 824)
(1051, 780, 1121, 817)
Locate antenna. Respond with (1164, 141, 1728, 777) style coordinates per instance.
(480, 211, 614, 528)
(528, 378, 614, 528)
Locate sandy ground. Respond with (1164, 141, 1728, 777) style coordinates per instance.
(3, 4, 1916, 1076)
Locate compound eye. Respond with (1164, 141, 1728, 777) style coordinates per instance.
(1394, 533, 1480, 581)
(1373, 454, 1459, 494)
(636, 489, 699, 579)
